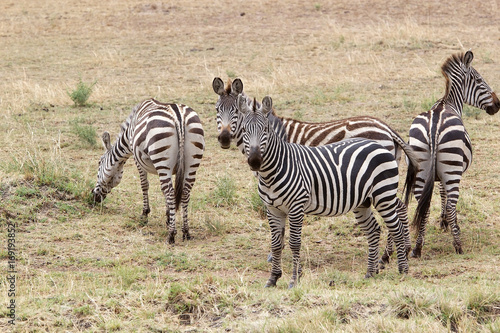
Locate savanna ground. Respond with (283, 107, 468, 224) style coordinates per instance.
(1, 0, 500, 331)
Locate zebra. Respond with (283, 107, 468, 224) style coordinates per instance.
(92, 98, 205, 244)
(405, 51, 500, 258)
(213, 77, 419, 266)
(238, 94, 410, 288)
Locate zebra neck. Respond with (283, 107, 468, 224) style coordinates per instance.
(443, 76, 465, 117)
(257, 132, 290, 184)
(110, 130, 133, 165)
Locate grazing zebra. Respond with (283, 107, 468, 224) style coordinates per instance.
(238, 95, 410, 288)
(406, 51, 500, 258)
(92, 98, 205, 244)
(213, 77, 418, 265)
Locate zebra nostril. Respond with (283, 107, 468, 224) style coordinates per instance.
(218, 131, 231, 149)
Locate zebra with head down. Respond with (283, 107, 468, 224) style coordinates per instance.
(92, 98, 205, 244)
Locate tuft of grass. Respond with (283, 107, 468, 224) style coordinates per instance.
(70, 118, 98, 147)
(225, 70, 237, 78)
(249, 183, 266, 218)
(113, 265, 146, 290)
(68, 78, 97, 107)
(210, 174, 237, 207)
(5, 148, 94, 200)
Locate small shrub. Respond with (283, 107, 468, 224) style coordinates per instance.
(68, 78, 96, 107)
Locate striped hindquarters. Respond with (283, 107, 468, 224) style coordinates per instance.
(131, 99, 205, 209)
(408, 104, 471, 230)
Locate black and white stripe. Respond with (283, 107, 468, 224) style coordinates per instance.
(238, 95, 410, 288)
(406, 51, 499, 257)
(213, 77, 418, 265)
(92, 98, 205, 244)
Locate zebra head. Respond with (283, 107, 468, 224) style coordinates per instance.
(238, 94, 274, 172)
(213, 77, 244, 149)
(445, 51, 500, 115)
(92, 132, 125, 203)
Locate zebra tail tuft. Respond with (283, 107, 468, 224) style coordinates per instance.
(174, 121, 185, 211)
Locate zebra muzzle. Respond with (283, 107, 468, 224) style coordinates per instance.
(247, 147, 262, 171)
(217, 129, 231, 149)
(91, 189, 106, 203)
(486, 92, 500, 115)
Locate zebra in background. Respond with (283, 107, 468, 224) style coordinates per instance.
(406, 51, 500, 258)
(238, 95, 410, 288)
(213, 77, 418, 266)
(92, 98, 205, 244)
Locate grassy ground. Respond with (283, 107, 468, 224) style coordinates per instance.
(1, 0, 500, 331)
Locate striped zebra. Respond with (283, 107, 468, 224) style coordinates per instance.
(238, 95, 410, 288)
(92, 98, 205, 244)
(213, 77, 418, 265)
(405, 51, 500, 258)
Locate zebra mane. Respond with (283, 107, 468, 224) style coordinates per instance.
(268, 112, 288, 142)
(441, 52, 466, 100)
(225, 78, 233, 95)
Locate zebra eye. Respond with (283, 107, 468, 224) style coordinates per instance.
(475, 77, 483, 84)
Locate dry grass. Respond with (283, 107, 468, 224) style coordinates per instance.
(1, 0, 500, 331)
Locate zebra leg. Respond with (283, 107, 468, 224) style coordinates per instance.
(135, 163, 151, 221)
(267, 225, 285, 263)
(380, 198, 411, 268)
(265, 208, 287, 288)
(160, 173, 177, 244)
(411, 208, 429, 258)
(377, 199, 409, 275)
(446, 199, 463, 254)
(181, 183, 194, 241)
(439, 183, 449, 231)
(287, 207, 304, 289)
(354, 207, 381, 278)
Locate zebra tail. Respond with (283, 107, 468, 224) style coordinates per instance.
(389, 131, 420, 206)
(174, 121, 185, 211)
(411, 150, 435, 233)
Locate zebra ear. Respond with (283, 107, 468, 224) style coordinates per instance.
(102, 132, 112, 151)
(262, 96, 273, 116)
(212, 77, 226, 96)
(232, 79, 244, 95)
(464, 50, 474, 68)
(237, 94, 250, 114)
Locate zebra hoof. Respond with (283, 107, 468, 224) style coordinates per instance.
(167, 233, 176, 245)
(364, 270, 378, 278)
(454, 246, 463, 255)
(398, 264, 409, 274)
(410, 248, 421, 258)
(288, 281, 296, 289)
(265, 280, 277, 288)
(183, 232, 192, 241)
